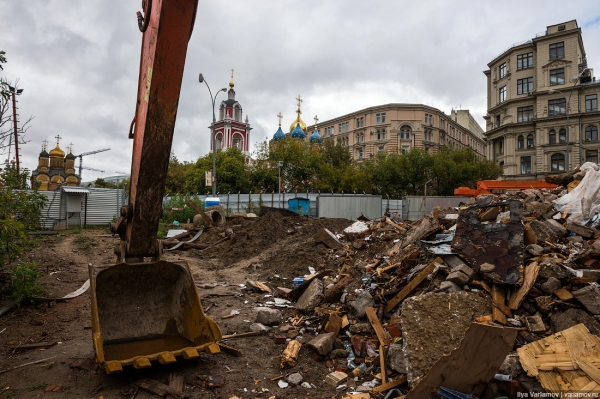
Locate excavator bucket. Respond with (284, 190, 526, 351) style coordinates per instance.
(89, 261, 221, 373)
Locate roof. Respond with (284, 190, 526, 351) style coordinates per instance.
(61, 187, 90, 194)
(223, 99, 238, 106)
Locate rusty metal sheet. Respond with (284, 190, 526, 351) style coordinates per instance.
(451, 200, 524, 285)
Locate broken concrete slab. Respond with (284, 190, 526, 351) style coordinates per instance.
(388, 344, 407, 373)
(451, 200, 524, 285)
(550, 308, 600, 335)
(405, 323, 517, 399)
(540, 277, 562, 295)
(545, 219, 567, 237)
(307, 332, 336, 356)
(524, 315, 546, 333)
(446, 270, 470, 286)
(343, 221, 370, 240)
(347, 289, 375, 319)
(497, 352, 524, 379)
(400, 291, 491, 387)
(254, 307, 282, 326)
(572, 285, 600, 315)
(295, 278, 324, 313)
(566, 222, 595, 238)
(314, 228, 343, 249)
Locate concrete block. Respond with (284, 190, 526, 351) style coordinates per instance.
(315, 228, 343, 249)
(249, 323, 270, 333)
(347, 289, 375, 319)
(497, 352, 524, 378)
(446, 270, 470, 286)
(572, 285, 600, 315)
(254, 307, 282, 326)
(308, 332, 336, 356)
(551, 308, 600, 335)
(388, 344, 407, 373)
(451, 264, 474, 279)
(541, 277, 562, 295)
(545, 219, 567, 236)
(566, 222, 595, 238)
(524, 315, 546, 333)
(295, 278, 324, 313)
(526, 244, 545, 257)
(439, 280, 461, 292)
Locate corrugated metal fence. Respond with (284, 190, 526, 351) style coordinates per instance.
(402, 196, 471, 221)
(32, 188, 126, 229)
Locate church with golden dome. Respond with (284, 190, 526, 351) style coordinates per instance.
(272, 95, 321, 144)
(30, 136, 81, 190)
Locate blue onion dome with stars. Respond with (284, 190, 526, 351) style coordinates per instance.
(310, 128, 321, 143)
(273, 126, 285, 141)
(291, 123, 305, 139)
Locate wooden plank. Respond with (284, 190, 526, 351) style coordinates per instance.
(507, 261, 540, 310)
(554, 287, 574, 301)
(491, 284, 507, 324)
(324, 312, 342, 335)
(365, 307, 388, 346)
(13, 341, 57, 353)
(385, 257, 441, 313)
(576, 360, 600, 385)
(379, 345, 388, 386)
(371, 375, 407, 394)
(136, 379, 186, 399)
(217, 342, 242, 357)
(166, 373, 184, 399)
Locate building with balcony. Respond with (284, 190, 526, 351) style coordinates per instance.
(304, 104, 486, 161)
(484, 20, 600, 179)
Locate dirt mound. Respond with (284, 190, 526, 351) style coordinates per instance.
(199, 213, 352, 280)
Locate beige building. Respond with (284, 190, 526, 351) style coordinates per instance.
(306, 104, 486, 161)
(484, 20, 600, 180)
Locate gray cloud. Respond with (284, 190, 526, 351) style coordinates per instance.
(1, 0, 599, 182)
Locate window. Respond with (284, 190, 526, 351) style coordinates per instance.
(585, 125, 598, 141)
(495, 115, 501, 128)
(559, 128, 567, 143)
(499, 86, 506, 103)
(527, 134, 534, 148)
(424, 129, 433, 141)
(517, 106, 534, 122)
(356, 148, 363, 159)
(216, 134, 223, 149)
(517, 135, 524, 149)
(424, 114, 433, 125)
(549, 129, 556, 144)
(401, 145, 410, 153)
(356, 132, 364, 143)
(376, 113, 386, 123)
(234, 106, 241, 121)
(356, 117, 364, 128)
(324, 126, 335, 137)
(400, 125, 411, 139)
(521, 156, 532, 174)
(376, 129, 386, 140)
(548, 98, 566, 116)
(497, 140, 504, 154)
(549, 42, 564, 60)
(586, 95, 598, 112)
(233, 135, 242, 150)
(378, 145, 385, 153)
(517, 78, 533, 95)
(499, 62, 507, 78)
(441, 119, 445, 130)
(551, 153, 565, 171)
(219, 105, 224, 120)
(586, 149, 599, 163)
(550, 68, 564, 86)
(338, 136, 349, 146)
(338, 122, 349, 133)
(517, 52, 533, 70)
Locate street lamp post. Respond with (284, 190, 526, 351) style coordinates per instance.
(8, 85, 24, 185)
(548, 68, 591, 171)
(198, 73, 227, 196)
(278, 161, 283, 208)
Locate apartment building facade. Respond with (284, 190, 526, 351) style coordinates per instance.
(484, 20, 600, 180)
(306, 104, 486, 162)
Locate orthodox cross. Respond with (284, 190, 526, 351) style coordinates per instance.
(55, 135, 62, 145)
(314, 115, 319, 126)
(277, 112, 283, 126)
(42, 140, 48, 151)
(295, 94, 303, 109)
(231, 69, 234, 79)
(69, 143, 74, 153)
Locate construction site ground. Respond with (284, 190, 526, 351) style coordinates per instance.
(0, 213, 354, 399)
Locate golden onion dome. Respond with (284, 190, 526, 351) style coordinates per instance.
(289, 112, 307, 133)
(49, 144, 65, 158)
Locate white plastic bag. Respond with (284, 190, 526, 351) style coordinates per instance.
(553, 162, 600, 225)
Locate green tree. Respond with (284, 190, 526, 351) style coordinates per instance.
(184, 147, 251, 194)
(165, 154, 193, 194)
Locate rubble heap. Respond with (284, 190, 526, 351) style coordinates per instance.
(234, 162, 600, 398)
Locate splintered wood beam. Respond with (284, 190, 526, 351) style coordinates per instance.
(385, 257, 441, 313)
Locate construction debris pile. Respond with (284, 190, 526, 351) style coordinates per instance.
(231, 163, 600, 398)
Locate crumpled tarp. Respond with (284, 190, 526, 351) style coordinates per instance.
(553, 162, 600, 225)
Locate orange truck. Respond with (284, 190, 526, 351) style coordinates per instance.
(454, 180, 558, 197)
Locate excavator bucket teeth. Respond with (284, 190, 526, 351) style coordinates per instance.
(89, 260, 221, 373)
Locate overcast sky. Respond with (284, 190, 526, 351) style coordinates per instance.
(2, 1, 600, 183)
